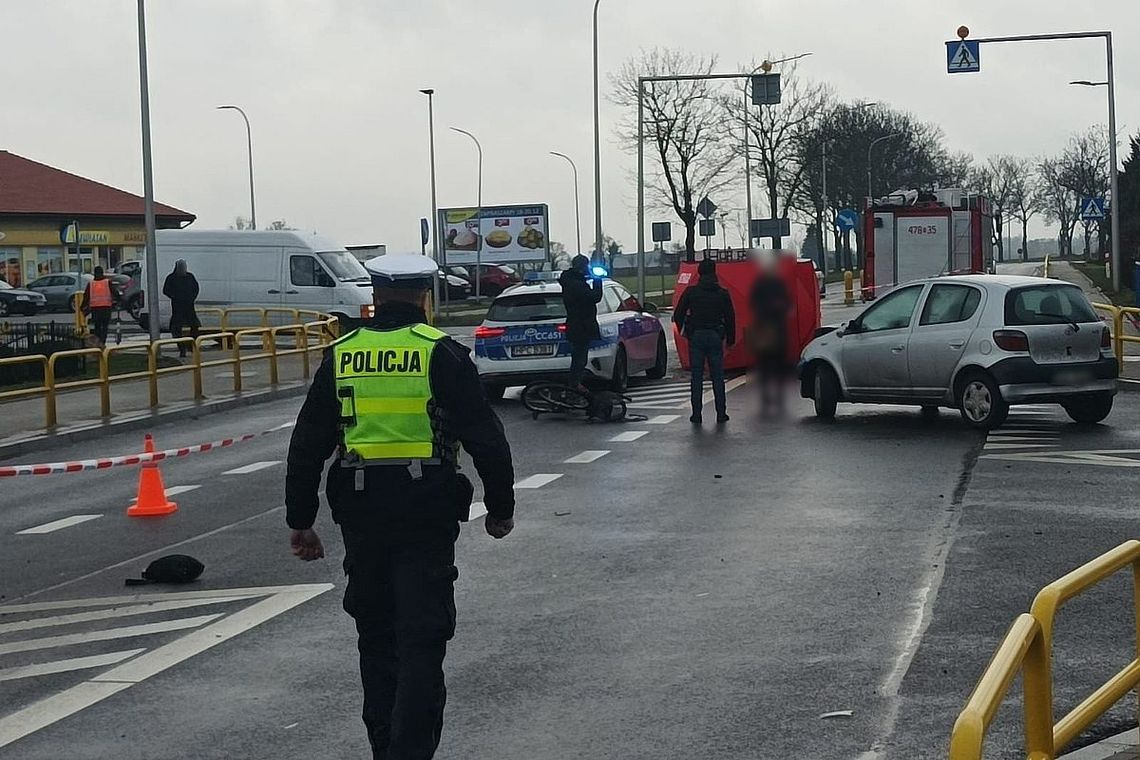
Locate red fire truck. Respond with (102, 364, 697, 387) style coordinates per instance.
(862, 188, 994, 300)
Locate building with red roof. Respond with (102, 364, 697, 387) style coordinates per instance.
(0, 151, 195, 286)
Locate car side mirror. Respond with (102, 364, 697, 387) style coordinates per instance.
(839, 320, 858, 337)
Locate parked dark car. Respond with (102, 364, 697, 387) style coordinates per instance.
(0, 279, 48, 317)
(114, 261, 141, 278)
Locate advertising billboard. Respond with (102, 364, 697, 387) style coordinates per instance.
(438, 204, 549, 264)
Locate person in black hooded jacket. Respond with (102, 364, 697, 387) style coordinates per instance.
(674, 258, 735, 424)
(558, 254, 603, 389)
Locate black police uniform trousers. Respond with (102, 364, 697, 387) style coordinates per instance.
(341, 520, 460, 760)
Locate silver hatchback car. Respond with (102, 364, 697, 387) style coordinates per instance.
(799, 275, 1118, 429)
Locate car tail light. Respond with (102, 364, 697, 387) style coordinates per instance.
(993, 329, 1029, 352)
(557, 323, 567, 332)
(474, 325, 506, 339)
(1101, 326, 1112, 349)
(359, 304, 375, 319)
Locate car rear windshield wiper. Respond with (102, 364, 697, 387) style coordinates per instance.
(1037, 311, 1080, 331)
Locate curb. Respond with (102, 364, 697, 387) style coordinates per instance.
(0, 382, 309, 462)
(1062, 729, 1138, 759)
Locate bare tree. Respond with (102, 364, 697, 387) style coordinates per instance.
(970, 156, 1020, 261)
(1006, 157, 1044, 261)
(610, 49, 737, 259)
(1039, 127, 1111, 259)
(1038, 157, 1080, 258)
(721, 61, 832, 248)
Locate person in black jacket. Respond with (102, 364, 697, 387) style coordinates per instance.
(162, 260, 200, 358)
(674, 258, 735, 424)
(285, 257, 515, 760)
(558, 254, 603, 389)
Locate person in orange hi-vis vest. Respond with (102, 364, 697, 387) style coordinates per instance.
(82, 266, 115, 346)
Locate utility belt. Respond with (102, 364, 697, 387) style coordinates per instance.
(340, 452, 448, 487)
(338, 453, 474, 521)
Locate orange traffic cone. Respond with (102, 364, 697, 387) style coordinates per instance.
(127, 434, 178, 517)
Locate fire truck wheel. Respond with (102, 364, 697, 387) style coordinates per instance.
(957, 372, 1008, 430)
(812, 364, 839, 419)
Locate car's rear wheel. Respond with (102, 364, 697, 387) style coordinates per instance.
(1063, 392, 1113, 425)
(646, 334, 668, 379)
(958, 372, 1008, 430)
(482, 383, 506, 402)
(813, 364, 839, 419)
(610, 346, 628, 392)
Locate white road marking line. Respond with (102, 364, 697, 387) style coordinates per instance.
(0, 595, 254, 636)
(0, 650, 145, 683)
(129, 484, 200, 503)
(564, 450, 609, 464)
(16, 515, 102, 535)
(0, 585, 332, 749)
(983, 443, 1057, 450)
(222, 461, 281, 475)
(468, 502, 488, 520)
(610, 430, 649, 442)
(646, 415, 680, 424)
(0, 614, 222, 656)
(514, 474, 563, 489)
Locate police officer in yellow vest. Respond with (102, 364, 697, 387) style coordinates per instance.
(285, 254, 515, 760)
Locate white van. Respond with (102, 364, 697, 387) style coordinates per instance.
(137, 230, 373, 330)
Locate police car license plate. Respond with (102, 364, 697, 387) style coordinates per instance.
(511, 344, 555, 357)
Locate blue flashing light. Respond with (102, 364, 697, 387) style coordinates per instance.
(590, 265, 609, 278)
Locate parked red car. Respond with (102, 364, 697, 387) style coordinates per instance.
(448, 263, 520, 297)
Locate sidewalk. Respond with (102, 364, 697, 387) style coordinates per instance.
(0, 344, 314, 458)
(1064, 729, 1138, 759)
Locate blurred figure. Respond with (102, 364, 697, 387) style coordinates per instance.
(559, 254, 603, 390)
(163, 259, 200, 359)
(749, 252, 791, 415)
(675, 258, 735, 424)
(82, 266, 114, 346)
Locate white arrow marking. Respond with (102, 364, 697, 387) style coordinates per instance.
(0, 650, 144, 683)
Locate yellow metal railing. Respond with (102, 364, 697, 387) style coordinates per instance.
(0, 307, 338, 430)
(950, 540, 1140, 760)
(1043, 255, 1051, 279)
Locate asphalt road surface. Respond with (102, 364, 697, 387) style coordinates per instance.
(2, 371, 1138, 759)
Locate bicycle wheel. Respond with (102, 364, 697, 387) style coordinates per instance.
(522, 381, 591, 415)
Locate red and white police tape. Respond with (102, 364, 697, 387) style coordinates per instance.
(0, 422, 294, 477)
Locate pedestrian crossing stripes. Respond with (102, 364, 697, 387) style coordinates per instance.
(624, 376, 747, 410)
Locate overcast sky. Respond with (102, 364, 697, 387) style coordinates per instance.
(2, 1, 1136, 253)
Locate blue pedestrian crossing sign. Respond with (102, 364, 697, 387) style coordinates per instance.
(1080, 197, 1107, 221)
(835, 209, 859, 232)
(946, 39, 980, 74)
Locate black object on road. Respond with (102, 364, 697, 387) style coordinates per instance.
(125, 554, 205, 586)
(521, 381, 645, 423)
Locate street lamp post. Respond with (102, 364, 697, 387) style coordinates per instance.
(867, 133, 903, 200)
(550, 151, 583, 256)
(420, 89, 441, 316)
(136, 0, 160, 343)
(216, 105, 256, 230)
(1069, 76, 1119, 288)
(450, 127, 483, 299)
(592, 0, 603, 264)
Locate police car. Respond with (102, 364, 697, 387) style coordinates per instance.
(474, 277, 668, 398)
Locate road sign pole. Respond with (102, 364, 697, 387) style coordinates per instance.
(1107, 32, 1120, 291)
(637, 78, 646, 305)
